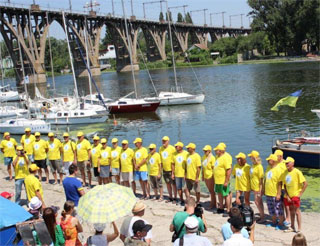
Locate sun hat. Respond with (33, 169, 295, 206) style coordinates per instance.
(284, 157, 295, 163)
(34, 132, 40, 137)
(184, 216, 199, 233)
(186, 143, 196, 149)
(122, 140, 128, 145)
(248, 150, 259, 158)
(162, 136, 170, 141)
(93, 136, 100, 141)
(203, 145, 212, 151)
(16, 146, 24, 151)
(266, 154, 278, 162)
(4, 132, 10, 137)
(77, 131, 84, 137)
(93, 223, 106, 232)
(274, 149, 283, 156)
(29, 164, 40, 172)
(101, 138, 107, 144)
(111, 138, 118, 143)
(235, 152, 246, 159)
(63, 132, 69, 137)
(133, 137, 142, 144)
(132, 201, 146, 213)
(25, 128, 31, 132)
(214, 143, 225, 151)
(174, 142, 184, 148)
(48, 132, 54, 137)
(148, 143, 156, 149)
(28, 197, 42, 210)
(132, 220, 152, 234)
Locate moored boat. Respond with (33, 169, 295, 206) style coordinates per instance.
(0, 85, 20, 102)
(0, 118, 51, 134)
(107, 98, 160, 114)
(147, 91, 205, 106)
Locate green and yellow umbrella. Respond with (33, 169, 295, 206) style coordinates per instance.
(77, 183, 136, 224)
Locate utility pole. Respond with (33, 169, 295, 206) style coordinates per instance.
(131, 0, 134, 17)
(143, 1, 165, 20)
(168, 5, 188, 21)
(240, 13, 244, 28)
(111, 0, 115, 16)
(69, 0, 72, 12)
(210, 12, 226, 27)
(222, 11, 225, 27)
(229, 14, 242, 27)
(190, 9, 208, 26)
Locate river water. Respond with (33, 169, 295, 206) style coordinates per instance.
(5, 61, 320, 211)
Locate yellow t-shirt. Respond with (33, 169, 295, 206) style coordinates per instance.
(224, 152, 233, 165)
(33, 140, 48, 160)
(159, 145, 175, 172)
(232, 163, 251, 192)
(134, 147, 148, 172)
(100, 146, 111, 166)
(47, 138, 62, 160)
(25, 174, 43, 201)
(202, 154, 216, 179)
(264, 165, 283, 197)
(173, 150, 188, 178)
(281, 168, 306, 198)
(62, 141, 76, 162)
(20, 135, 35, 155)
(111, 146, 122, 168)
(91, 144, 102, 168)
(148, 152, 161, 176)
(0, 138, 17, 157)
(76, 139, 91, 162)
(250, 163, 264, 192)
(277, 160, 287, 173)
(13, 155, 29, 180)
(213, 154, 232, 185)
(186, 152, 202, 181)
(120, 148, 134, 173)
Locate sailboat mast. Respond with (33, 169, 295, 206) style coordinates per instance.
(0, 39, 5, 87)
(165, 1, 179, 92)
(84, 17, 93, 105)
(46, 11, 56, 93)
(121, 0, 138, 99)
(62, 12, 79, 103)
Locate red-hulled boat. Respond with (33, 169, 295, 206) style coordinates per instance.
(107, 98, 160, 114)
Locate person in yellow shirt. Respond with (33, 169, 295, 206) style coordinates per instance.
(76, 131, 92, 186)
(147, 144, 163, 201)
(47, 132, 63, 184)
(232, 152, 251, 206)
(62, 133, 77, 176)
(159, 136, 177, 204)
(20, 128, 35, 162)
(110, 138, 122, 184)
(185, 143, 202, 204)
(281, 157, 308, 233)
(275, 149, 286, 173)
(172, 142, 188, 206)
(133, 138, 149, 199)
(12, 146, 29, 205)
(213, 143, 232, 216)
(202, 145, 216, 210)
(120, 140, 134, 190)
(98, 138, 111, 184)
(33, 132, 49, 183)
(248, 150, 265, 223)
(25, 164, 45, 207)
(91, 136, 102, 185)
(0, 132, 17, 180)
(263, 154, 284, 229)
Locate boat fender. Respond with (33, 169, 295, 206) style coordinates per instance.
(40, 106, 49, 115)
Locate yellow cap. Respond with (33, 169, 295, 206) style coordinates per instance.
(111, 138, 118, 143)
(35, 132, 41, 137)
(25, 128, 31, 132)
(133, 137, 142, 144)
(235, 152, 246, 159)
(248, 150, 260, 158)
(48, 132, 54, 137)
(3, 132, 10, 137)
(266, 154, 278, 162)
(77, 131, 84, 137)
(203, 145, 212, 151)
(93, 136, 100, 141)
(101, 138, 107, 144)
(162, 136, 170, 141)
(284, 157, 295, 163)
(63, 132, 69, 137)
(29, 164, 40, 171)
(16, 146, 24, 151)
(274, 149, 283, 156)
(148, 143, 156, 149)
(175, 142, 184, 148)
(122, 140, 129, 145)
(219, 142, 227, 148)
(186, 143, 196, 149)
(214, 143, 225, 151)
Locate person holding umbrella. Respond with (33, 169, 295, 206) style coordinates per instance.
(86, 222, 119, 246)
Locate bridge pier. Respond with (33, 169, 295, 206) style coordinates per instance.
(173, 27, 189, 52)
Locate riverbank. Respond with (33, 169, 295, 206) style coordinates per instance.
(1, 165, 319, 246)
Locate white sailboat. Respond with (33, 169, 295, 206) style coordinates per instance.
(0, 105, 28, 118)
(0, 85, 20, 102)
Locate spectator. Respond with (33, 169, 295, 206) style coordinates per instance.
(47, 132, 64, 184)
(147, 144, 163, 201)
(98, 138, 112, 184)
(221, 207, 249, 241)
(120, 140, 135, 190)
(62, 133, 77, 176)
(28, 196, 43, 219)
(124, 220, 152, 246)
(292, 233, 307, 246)
(173, 216, 212, 246)
(170, 197, 207, 239)
(76, 132, 92, 186)
(43, 207, 65, 246)
(223, 217, 254, 246)
(110, 138, 122, 185)
(62, 164, 85, 206)
(25, 164, 45, 206)
(120, 201, 152, 245)
(32, 132, 49, 183)
(86, 222, 119, 246)
(20, 128, 35, 162)
(60, 201, 83, 246)
(1, 132, 17, 180)
(91, 136, 102, 185)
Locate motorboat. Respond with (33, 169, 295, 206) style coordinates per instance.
(107, 97, 160, 114)
(272, 136, 320, 169)
(0, 85, 20, 102)
(0, 118, 51, 134)
(146, 91, 205, 106)
(311, 109, 320, 119)
(0, 106, 28, 118)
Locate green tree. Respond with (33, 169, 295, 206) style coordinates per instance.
(185, 12, 193, 24)
(166, 11, 172, 21)
(159, 12, 164, 22)
(44, 37, 69, 73)
(177, 12, 184, 23)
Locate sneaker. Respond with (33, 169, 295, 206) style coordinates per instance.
(283, 221, 291, 227)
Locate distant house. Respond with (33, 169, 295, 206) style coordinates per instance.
(188, 43, 209, 51)
(99, 45, 116, 70)
(1, 56, 14, 69)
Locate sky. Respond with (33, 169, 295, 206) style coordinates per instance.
(1, 0, 252, 39)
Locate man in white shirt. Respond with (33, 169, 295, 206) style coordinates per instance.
(223, 217, 254, 246)
(173, 216, 212, 246)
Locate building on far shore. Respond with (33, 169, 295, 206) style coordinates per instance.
(99, 45, 116, 70)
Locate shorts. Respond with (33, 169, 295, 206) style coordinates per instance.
(121, 172, 133, 182)
(27, 155, 34, 162)
(266, 196, 284, 217)
(175, 177, 185, 190)
(111, 168, 120, 176)
(135, 171, 148, 181)
(283, 197, 300, 208)
(93, 167, 99, 177)
(4, 157, 13, 166)
(214, 184, 230, 197)
(149, 175, 163, 189)
(34, 159, 47, 169)
(78, 161, 91, 171)
(49, 160, 63, 173)
(186, 179, 201, 193)
(100, 165, 110, 178)
(163, 171, 175, 184)
(63, 161, 73, 175)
